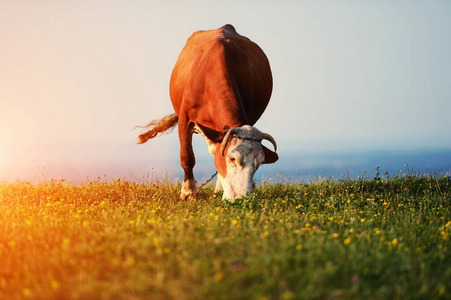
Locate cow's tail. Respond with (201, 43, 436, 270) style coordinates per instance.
(137, 113, 179, 144)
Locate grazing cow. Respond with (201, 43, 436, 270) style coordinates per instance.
(138, 24, 278, 200)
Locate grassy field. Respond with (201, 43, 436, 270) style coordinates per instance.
(0, 172, 450, 299)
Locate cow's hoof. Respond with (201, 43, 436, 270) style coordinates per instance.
(180, 179, 198, 201)
(180, 192, 197, 201)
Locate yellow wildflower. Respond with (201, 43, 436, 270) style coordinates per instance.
(50, 280, 60, 290)
(281, 291, 294, 300)
(22, 288, 32, 297)
(213, 272, 223, 281)
(125, 256, 135, 266)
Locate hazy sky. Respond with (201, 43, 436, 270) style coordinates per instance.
(1, 0, 450, 182)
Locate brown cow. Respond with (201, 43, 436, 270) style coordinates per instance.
(138, 24, 278, 200)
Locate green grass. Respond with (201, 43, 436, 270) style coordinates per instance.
(1, 173, 450, 299)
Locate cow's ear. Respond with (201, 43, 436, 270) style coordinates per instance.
(262, 145, 278, 164)
(195, 122, 224, 143)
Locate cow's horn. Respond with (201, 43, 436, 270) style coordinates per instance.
(262, 133, 277, 152)
(220, 128, 238, 156)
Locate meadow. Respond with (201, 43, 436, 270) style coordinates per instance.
(0, 171, 450, 299)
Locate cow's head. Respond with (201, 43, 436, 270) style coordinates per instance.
(195, 123, 278, 200)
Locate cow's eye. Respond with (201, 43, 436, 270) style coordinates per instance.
(227, 155, 238, 166)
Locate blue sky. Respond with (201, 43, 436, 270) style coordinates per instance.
(1, 0, 450, 182)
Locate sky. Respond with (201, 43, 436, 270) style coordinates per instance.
(1, 0, 450, 182)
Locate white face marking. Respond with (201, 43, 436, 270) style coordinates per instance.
(196, 124, 273, 200)
(220, 127, 265, 200)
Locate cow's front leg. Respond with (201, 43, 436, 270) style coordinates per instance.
(215, 174, 223, 193)
(179, 119, 197, 200)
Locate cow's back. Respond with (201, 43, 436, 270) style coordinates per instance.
(170, 25, 272, 130)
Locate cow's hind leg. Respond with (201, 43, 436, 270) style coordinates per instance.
(178, 118, 197, 200)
